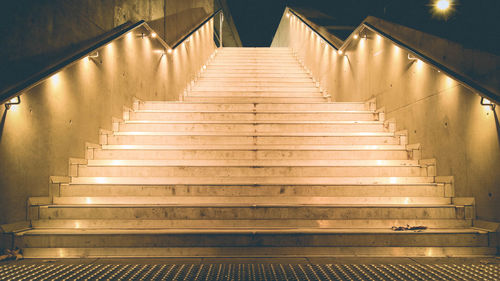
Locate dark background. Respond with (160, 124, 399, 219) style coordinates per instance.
(227, 0, 500, 56)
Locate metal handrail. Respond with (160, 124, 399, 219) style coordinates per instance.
(1, 8, 224, 104)
(287, 7, 499, 104)
(288, 8, 339, 51)
(361, 22, 500, 104)
(0, 20, 146, 104)
(171, 8, 223, 49)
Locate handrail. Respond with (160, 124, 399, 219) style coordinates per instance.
(288, 8, 339, 51)
(171, 8, 223, 49)
(1, 8, 224, 105)
(0, 20, 146, 104)
(287, 7, 499, 104)
(361, 22, 500, 104)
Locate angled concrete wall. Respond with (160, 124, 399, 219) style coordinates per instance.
(0, 21, 216, 225)
(272, 11, 500, 222)
(0, 0, 216, 96)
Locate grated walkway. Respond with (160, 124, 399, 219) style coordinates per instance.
(0, 263, 498, 280)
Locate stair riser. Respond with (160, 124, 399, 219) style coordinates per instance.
(200, 73, 311, 78)
(105, 136, 399, 145)
(32, 219, 471, 229)
(206, 65, 304, 70)
(53, 196, 449, 205)
(76, 166, 426, 177)
(190, 87, 320, 93)
(129, 112, 377, 121)
(203, 68, 309, 74)
(61, 185, 443, 197)
(38, 206, 464, 220)
(194, 81, 316, 87)
(92, 150, 409, 160)
(209, 61, 301, 66)
(20, 246, 497, 258)
(138, 103, 368, 111)
(183, 97, 327, 103)
(187, 91, 323, 97)
(118, 123, 386, 133)
(17, 233, 488, 248)
(195, 77, 314, 82)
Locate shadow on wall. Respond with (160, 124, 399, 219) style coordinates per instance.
(0, 24, 135, 97)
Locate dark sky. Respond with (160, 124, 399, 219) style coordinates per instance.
(227, 0, 500, 56)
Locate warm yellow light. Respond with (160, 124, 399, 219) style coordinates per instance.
(9, 97, 18, 103)
(51, 73, 60, 85)
(353, 34, 359, 39)
(436, 0, 451, 11)
(337, 50, 343, 55)
(482, 98, 492, 105)
(151, 32, 157, 38)
(286, 12, 290, 18)
(167, 49, 172, 54)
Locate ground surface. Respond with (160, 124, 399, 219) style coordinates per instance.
(0, 257, 498, 280)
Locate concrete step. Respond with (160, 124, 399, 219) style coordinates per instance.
(137, 102, 369, 111)
(32, 218, 472, 229)
(36, 204, 468, 220)
(187, 91, 323, 97)
(93, 147, 408, 160)
(104, 134, 400, 146)
(182, 96, 326, 103)
(20, 246, 497, 258)
(118, 121, 387, 133)
(202, 69, 307, 74)
(16, 228, 488, 248)
(69, 176, 435, 186)
(193, 81, 317, 87)
(60, 183, 443, 197)
(129, 111, 378, 121)
(85, 159, 419, 167)
(51, 196, 450, 205)
(190, 87, 320, 93)
(76, 165, 427, 178)
(200, 73, 311, 78)
(209, 60, 301, 65)
(206, 65, 304, 70)
(194, 77, 314, 82)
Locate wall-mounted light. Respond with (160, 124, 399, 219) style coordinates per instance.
(167, 49, 173, 54)
(5, 96, 20, 110)
(337, 49, 343, 55)
(151, 32, 157, 38)
(481, 97, 496, 110)
(407, 54, 419, 61)
(87, 51, 99, 61)
(286, 12, 290, 18)
(353, 34, 359, 40)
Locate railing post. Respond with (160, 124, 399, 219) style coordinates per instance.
(219, 12, 224, 48)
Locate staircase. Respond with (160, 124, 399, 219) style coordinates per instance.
(18, 47, 495, 258)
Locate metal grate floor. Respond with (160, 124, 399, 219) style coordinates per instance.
(0, 263, 498, 281)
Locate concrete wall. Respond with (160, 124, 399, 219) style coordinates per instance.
(272, 11, 500, 222)
(0, 0, 215, 96)
(0, 6, 216, 225)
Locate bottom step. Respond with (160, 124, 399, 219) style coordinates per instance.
(21, 246, 496, 258)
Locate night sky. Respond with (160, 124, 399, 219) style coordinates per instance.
(227, 0, 500, 56)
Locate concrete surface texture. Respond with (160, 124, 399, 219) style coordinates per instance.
(272, 10, 500, 222)
(0, 0, 230, 96)
(0, 14, 216, 225)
